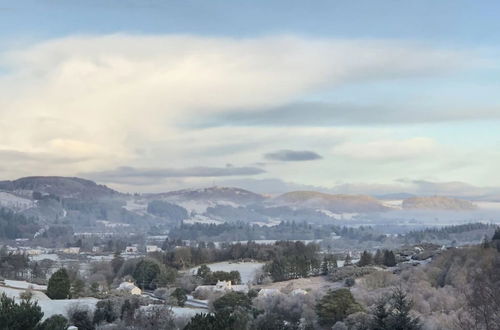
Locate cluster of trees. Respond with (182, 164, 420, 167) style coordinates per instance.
(0, 208, 39, 239)
(170, 221, 384, 243)
(171, 221, 331, 241)
(147, 200, 188, 221)
(264, 241, 321, 281)
(157, 239, 323, 271)
(358, 249, 397, 267)
(0, 247, 30, 279)
(405, 222, 496, 244)
(196, 264, 241, 285)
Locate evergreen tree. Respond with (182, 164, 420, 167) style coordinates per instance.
(371, 298, 390, 330)
(37, 314, 69, 330)
(71, 278, 85, 298)
(316, 289, 363, 327)
(383, 250, 396, 267)
(344, 254, 352, 266)
(47, 268, 71, 299)
(321, 256, 329, 275)
(373, 249, 384, 265)
(386, 288, 421, 330)
(0, 293, 43, 330)
(93, 300, 117, 325)
(358, 250, 373, 267)
(171, 288, 188, 307)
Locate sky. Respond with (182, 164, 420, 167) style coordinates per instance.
(1, 0, 500, 196)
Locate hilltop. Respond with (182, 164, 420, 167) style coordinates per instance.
(402, 196, 477, 211)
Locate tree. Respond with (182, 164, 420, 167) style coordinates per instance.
(111, 251, 125, 275)
(316, 288, 363, 327)
(344, 254, 352, 266)
(171, 288, 188, 307)
(47, 268, 71, 299)
(385, 288, 420, 330)
(371, 298, 390, 330)
(93, 300, 117, 325)
(213, 291, 252, 313)
(68, 309, 94, 330)
(120, 298, 140, 323)
(133, 258, 176, 290)
(36, 314, 68, 330)
(0, 293, 43, 330)
(196, 264, 211, 280)
(183, 311, 243, 330)
(130, 305, 175, 330)
(358, 251, 373, 267)
(71, 278, 85, 298)
(383, 251, 396, 267)
(373, 250, 384, 265)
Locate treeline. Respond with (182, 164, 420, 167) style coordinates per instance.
(169, 221, 383, 242)
(157, 239, 323, 270)
(263, 241, 323, 281)
(404, 222, 496, 243)
(0, 208, 39, 239)
(358, 249, 397, 267)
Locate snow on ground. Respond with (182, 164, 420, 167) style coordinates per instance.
(184, 214, 224, 225)
(0, 191, 34, 211)
(38, 298, 98, 320)
(381, 200, 403, 209)
(4, 280, 47, 290)
(30, 253, 60, 261)
(171, 306, 208, 318)
(0, 284, 97, 320)
(124, 199, 148, 214)
(189, 261, 264, 284)
(337, 259, 360, 267)
(476, 201, 500, 210)
(0, 286, 50, 301)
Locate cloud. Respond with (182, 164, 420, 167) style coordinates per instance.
(83, 165, 265, 184)
(264, 149, 322, 161)
(196, 102, 500, 127)
(0, 33, 491, 188)
(332, 137, 437, 161)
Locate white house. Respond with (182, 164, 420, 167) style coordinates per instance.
(124, 246, 138, 253)
(146, 245, 161, 253)
(118, 282, 142, 295)
(63, 247, 80, 254)
(195, 280, 249, 295)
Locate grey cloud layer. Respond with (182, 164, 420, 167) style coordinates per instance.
(264, 149, 322, 161)
(83, 165, 265, 184)
(195, 102, 500, 127)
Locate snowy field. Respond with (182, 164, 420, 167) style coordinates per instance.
(4, 279, 47, 290)
(0, 285, 97, 320)
(189, 261, 264, 283)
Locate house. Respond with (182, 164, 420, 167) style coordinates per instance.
(124, 246, 138, 253)
(194, 280, 249, 295)
(118, 281, 142, 295)
(63, 247, 80, 254)
(146, 245, 161, 253)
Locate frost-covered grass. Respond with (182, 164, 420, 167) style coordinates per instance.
(0, 285, 97, 320)
(4, 280, 47, 290)
(189, 261, 264, 283)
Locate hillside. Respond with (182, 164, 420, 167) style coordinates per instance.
(275, 191, 389, 213)
(0, 176, 120, 200)
(149, 186, 266, 205)
(402, 196, 477, 211)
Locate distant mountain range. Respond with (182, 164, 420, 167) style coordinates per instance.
(0, 176, 487, 236)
